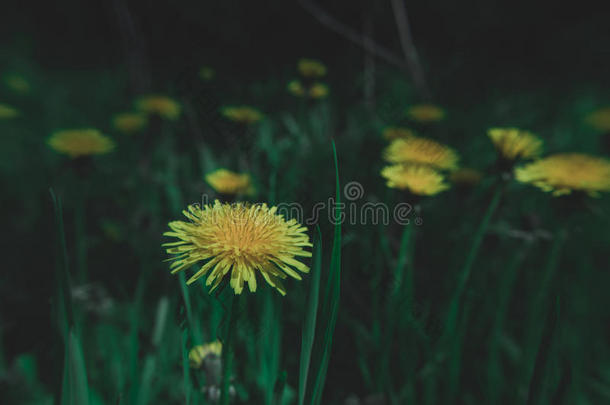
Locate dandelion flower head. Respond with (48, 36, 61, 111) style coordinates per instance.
(298, 58, 327, 78)
(112, 112, 147, 134)
(515, 153, 610, 196)
(221, 106, 263, 124)
(47, 128, 115, 158)
(383, 136, 459, 170)
(189, 341, 222, 368)
(287, 80, 305, 97)
(309, 82, 329, 99)
(381, 164, 450, 196)
(0, 103, 20, 119)
(164, 201, 312, 295)
(406, 104, 445, 123)
(488, 127, 542, 161)
(4, 74, 31, 94)
(585, 107, 610, 132)
(205, 169, 255, 196)
(135, 95, 181, 120)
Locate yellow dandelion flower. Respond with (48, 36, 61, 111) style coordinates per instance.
(584, 107, 610, 132)
(488, 127, 543, 161)
(164, 201, 312, 295)
(309, 82, 329, 99)
(382, 127, 416, 141)
(0, 103, 20, 119)
(515, 153, 610, 197)
(298, 58, 327, 78)
(221, 106, 263, 125)
(381, 164, 450, 196)
(199, 66, 215, 81)
(135, 95, 181, 120)
(112, 112, 147, 134)
(383, 136, 459, 170)
(406, 104, 445, 123)
(4, 74, 31, 94)
(450, 168, 483, 186)
(47, 129, 115, 158)
(189, 341, 222, 368)
(205, 169, 255, 196)
(287, 80, 305, 97)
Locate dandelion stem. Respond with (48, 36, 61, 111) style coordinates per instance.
(381, 223, 414, 395)
(487, 241, 533, 402)
(525, 229, 567, 405)
(50, 188, 74, 331)
(74, 191, 87, 282)
(445, 185, 502, 335)
(444, 185, 503, 402)
(220, 294, 239, 405)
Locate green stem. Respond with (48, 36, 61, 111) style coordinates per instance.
(445, 186, 502, 336)
(525, 230, 567, 405)
(50, 189, 74, 331)
(220, 294, 239, 405)
(444, 186, 502, 402)
(487, 241, 532, 402)
(74, 192, 87, 282)
(382, 224, 414, 395)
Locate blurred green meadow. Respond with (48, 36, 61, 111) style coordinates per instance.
(2, 1, 610, 405)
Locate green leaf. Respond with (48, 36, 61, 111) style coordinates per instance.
(61, 329, 90, 405)
(297, 225, 322, 405)
(310, 140, 342, 405)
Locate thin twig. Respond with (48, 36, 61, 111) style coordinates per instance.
(297, 0, 408, 71)
(389, 0, 430, 99)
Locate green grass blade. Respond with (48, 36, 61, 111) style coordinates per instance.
(297, 226, 322, 405)
(50, 188, 74, 331)
(134, 296, 170, 405)
(220, 293, 239, 405)
(526, 294, 560, 405)
(181, 329, 192, 405)
(61, 329, 90, 405)
(310, 140, 342, 405)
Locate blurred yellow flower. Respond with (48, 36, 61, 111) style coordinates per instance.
(298, 58, 327, 78)
(164, 201, 312, 295)
(199, 66, 215, 81)
(382, 127, 416, 141)
(287, 80, 305, 97)
(488, 127, 542, 161)
(584, 107, 610, 132)
(135, 95, 181, 120)
(205, 169, 255, 196)
(4, 74, 31, 94)
(221, 106, 263, 124)
(309, 82, 329, 99)
(0, 103, 20, 119)
(47, 129, 115, 158)
(189, 341, 222, 368)
(112, 112, 147, 134)
(450, 168, 483, 186)
(406, 104, 445, 123)
(383, 136, 459, 170)
(381, 164, 450, 196)
(515, 153, 610, 197)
